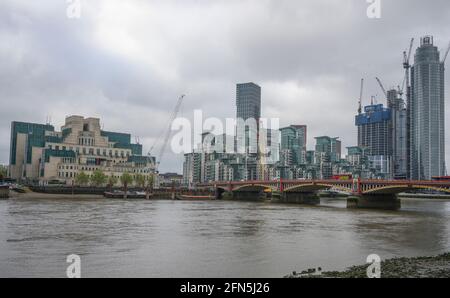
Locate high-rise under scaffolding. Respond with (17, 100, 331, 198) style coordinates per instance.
(356, 104, 393, 179)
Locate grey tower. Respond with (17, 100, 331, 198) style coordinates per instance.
(236, 83, 261, 155)
(236, 82, 261, 121)
(409, 36, 446, 180)
(387, 89, 407, 179)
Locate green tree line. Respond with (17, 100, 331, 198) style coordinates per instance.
(75, 170, 154, 189)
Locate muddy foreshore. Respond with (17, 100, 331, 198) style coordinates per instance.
(9, 191, 104, 200)
(286, 253, 450, 278)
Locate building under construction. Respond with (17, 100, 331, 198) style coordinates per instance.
(387, 89, 408, 179)
(356, 104, 393, 179)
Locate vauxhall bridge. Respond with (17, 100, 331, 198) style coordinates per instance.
(198, 179, 450, 210)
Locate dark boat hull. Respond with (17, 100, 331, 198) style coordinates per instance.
(175, 195, 215, 201)
(104, 192, 153, 199)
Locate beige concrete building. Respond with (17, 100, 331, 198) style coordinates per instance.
(10, 116, 156, 186)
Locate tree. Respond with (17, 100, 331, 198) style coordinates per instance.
(75, 171, 89, 186)
(120, 172, 133, 199)
(120, 172, 133, 188)
(0, 166, 7, 180)
(147, 174, 154, 191)
(90, 169, 107, 187)
(135, 174, 146, 188)
(108, 175, 118, 187)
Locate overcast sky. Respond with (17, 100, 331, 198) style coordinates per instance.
(1, 0, 450, 173)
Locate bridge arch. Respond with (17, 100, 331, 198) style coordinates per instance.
(284, 183, 352, 193)
(216, 185, 231, 192)
(363, 185, 450, 195)
(232, 184, 278, 192)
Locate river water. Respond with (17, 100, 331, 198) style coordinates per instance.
(0, 197, 449, 277)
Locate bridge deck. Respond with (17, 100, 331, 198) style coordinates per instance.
(198, 180, 450, 195)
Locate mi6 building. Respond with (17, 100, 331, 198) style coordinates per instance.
(9, 116, 156, 185)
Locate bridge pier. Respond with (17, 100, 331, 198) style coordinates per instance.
(281, 192, 320, 205)
(347, 194, 401, 210)
(232, 191, 266, 201)
(215, 188, 226, 200)
(0, 186, 9, 199)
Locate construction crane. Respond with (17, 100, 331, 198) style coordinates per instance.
(399, 38, 415, 98)
(358, 78, 364, 114)
(442, 41, 450, 64)
(375, 77, 387, 98)
(148, 94, 186, 171)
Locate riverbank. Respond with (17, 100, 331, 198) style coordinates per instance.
(10, 191, 104, 200)
(9, 189, 450, 203)
(286, 253, 450, 278)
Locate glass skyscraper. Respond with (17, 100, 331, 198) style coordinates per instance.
(236, 82, 261, 121)
(409, 36, 446, 180)
(387, 89, 407, 179)
(236, 83, 261, 154)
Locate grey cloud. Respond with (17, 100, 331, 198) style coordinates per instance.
(1, 0, 450, 172)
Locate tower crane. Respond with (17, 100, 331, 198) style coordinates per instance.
(442, 41, 450, 64)
(375, 77, 387, 99)
(399, 38, 414, 98)
(358, 78, 364, 114)
(148, 94, 186, 171)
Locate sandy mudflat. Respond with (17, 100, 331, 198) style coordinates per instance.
(9, 191, 104, 200)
